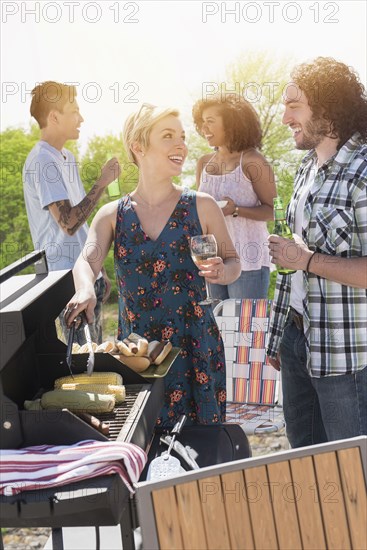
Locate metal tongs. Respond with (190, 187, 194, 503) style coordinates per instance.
(66, 311, 95, 376)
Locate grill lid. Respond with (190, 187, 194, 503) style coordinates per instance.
(0, 251, 74, 370)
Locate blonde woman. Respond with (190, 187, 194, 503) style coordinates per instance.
(65, 104, 240, 427)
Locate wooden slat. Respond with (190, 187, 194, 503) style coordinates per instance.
(290, 456, 326, 549)
(336, 447, 367, 550)
(198, 475, 231, 549)
(152, 486, 183, 550)
(175, 481, 208, 549)
(244, 465, 278, 549)
(267, 461, 302, 549)
(337, 447, 367, 549)
(221, 471, 255, 550)
(313, 452, 351, 549)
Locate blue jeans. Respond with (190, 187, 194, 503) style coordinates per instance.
(58, 277, 106, 345)
(280, 315, 367, 448)
(209, 267, 270, 300)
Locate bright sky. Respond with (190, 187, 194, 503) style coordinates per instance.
(1, 0, 366, 152)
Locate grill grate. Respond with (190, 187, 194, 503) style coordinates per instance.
(97, 385, 144, 441)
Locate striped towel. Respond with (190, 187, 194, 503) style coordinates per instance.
(0, 439, 147, 496)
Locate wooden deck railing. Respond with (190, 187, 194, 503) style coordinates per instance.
(136, 436, 367, 550)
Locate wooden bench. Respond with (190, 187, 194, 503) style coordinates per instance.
(136, 436, 367, 550)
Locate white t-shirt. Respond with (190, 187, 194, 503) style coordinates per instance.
(23, 141, 89, 271)
(290, 164, 317, 314)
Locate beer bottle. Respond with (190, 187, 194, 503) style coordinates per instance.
(273, 197, 296, 275)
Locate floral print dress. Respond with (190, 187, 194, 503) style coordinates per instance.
(114, 188, 226, 427)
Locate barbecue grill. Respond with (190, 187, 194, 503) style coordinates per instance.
(0, 251, 165, 549)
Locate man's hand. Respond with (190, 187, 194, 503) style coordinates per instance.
(98, 157, 121, 188)
(268, 233, 314, 271)
(268, 353, 281, 371)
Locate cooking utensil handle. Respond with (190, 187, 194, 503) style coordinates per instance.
(66, 321, 76, 376)
(165, 415, 187, 457)
(82, 311, 95, 375)
(171, 414, 187, 435)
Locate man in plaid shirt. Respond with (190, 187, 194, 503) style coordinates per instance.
(266, 58, 367, 448)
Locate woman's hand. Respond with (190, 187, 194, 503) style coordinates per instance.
(221, 196, 236, 217)
(64, 288, 97, 327)
(196, 256, 225, 283)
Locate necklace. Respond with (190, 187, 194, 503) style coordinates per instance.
(134, 186, 177, 208)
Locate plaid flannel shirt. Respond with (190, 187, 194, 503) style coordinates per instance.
(267, 133, 367, 377)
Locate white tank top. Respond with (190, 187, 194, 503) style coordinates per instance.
(199, 152, 270, 271)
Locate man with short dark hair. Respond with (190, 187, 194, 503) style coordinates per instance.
(266, 58, 367, 447)
(23, 81, 120, 343)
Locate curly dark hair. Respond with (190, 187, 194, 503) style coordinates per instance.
(192, 94, 262, 152)
(291, 57, 367, 148)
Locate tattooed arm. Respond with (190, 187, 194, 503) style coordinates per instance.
(48, 158, 121, 236)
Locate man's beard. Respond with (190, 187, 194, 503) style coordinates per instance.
(296, 116, 330, 150)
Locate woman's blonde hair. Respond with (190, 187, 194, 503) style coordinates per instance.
(123, 103, 180, 164)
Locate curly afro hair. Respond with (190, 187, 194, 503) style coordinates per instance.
(192, 94, 262, 152)
(291, 57, 367, 149)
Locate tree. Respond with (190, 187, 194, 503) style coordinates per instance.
(225, 51, 302, 203)
(80, 133, 138, 199)
(0, 126, 40, 268)
(79, 133, 139, 300)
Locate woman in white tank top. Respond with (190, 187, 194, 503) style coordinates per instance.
(192, 94, 277, 300)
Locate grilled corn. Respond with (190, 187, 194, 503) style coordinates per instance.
(60, 383, 126, 404)
(41, 389, 115, 413)
(54, 371, 123, 388)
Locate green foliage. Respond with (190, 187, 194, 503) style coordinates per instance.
(183, 131, 212, 188)
(79, 133, 138, 300)
(183, 51, 303, 205)
(0, 126, 40, 268)
(268, 270, 278, 300)
(80, 133, 138, 198)
(225, 51, 304, 204)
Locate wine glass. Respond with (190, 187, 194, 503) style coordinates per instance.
(190, 234, 220, 306)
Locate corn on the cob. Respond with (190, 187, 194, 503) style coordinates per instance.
(41, 389, 115, 414)
(24, 399, 42, 411)
(54, 371, 122, 389)
(60, 383, 126, 404)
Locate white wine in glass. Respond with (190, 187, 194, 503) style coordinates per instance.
(190, 234, 219, 306)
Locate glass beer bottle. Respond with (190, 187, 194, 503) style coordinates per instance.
(105, 151, 121, 198)
(273, 197, 296, 275)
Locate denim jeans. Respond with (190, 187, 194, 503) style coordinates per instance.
(58, 277, 106, 345)
(209, 267, 270, 300)
(280, 315, 367, 448)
